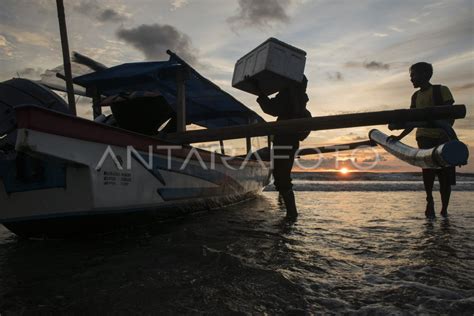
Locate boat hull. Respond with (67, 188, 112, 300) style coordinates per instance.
(3, 190, 260, 238)
(0, 106, 271, 238)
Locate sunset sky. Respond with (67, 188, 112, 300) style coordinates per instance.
(1, 0, 473, 172)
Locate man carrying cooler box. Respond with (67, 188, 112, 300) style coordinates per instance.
(254, 77, 312, 220)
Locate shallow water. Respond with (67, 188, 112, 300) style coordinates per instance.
(0, 190, 473, 314)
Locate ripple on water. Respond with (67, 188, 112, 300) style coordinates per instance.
(0, 191, 473, 314)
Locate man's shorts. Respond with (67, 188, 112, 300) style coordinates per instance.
(416, 136, 456, 185)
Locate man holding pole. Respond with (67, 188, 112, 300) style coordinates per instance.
(389, 62, 456, 218)
(254, 76, 312, 220)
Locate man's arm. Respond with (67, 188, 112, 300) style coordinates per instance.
(256, 94, 280, 117)
(387, 92, 417, 142)
(388, 127, 414, 142)
(253, 80, 286, 117)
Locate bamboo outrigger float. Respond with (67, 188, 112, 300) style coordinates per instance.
(369, 129, 469, 169)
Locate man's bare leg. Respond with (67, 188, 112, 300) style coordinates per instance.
(422, 168, 436, 218)
(439, 171, 451, 217)
(281, 190, 298, 220)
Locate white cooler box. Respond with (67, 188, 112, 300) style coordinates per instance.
(232, 38, 306, 96)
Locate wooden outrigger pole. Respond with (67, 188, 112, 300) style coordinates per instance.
(163, 104, 466, 144)
(56, 0, 77, 115)
(63, 51, 468, 169)
(297, 140, 375, 156)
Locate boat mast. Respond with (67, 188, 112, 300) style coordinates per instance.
(176, 68, 186, 132)
(56, 0, 77, 115)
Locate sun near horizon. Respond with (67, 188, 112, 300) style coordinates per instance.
(339, 167, 350, 175)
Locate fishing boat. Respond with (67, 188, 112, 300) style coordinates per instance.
(0, 54, 468, 238)
(0, 2, 468, 238)
(0, 53, 272, 238)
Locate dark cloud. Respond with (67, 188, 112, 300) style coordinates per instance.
(40, 63, 93, 81)
(74, 1, 127, 23)
(297, 153, 401, 171)
(350, 135, 366, 141)
(341, 132, 368, 142)
(16, 67, 43, 79)
(116, 24, 198, 64)
(363, 155, 387, 163)
(365, 61, 390, 70)
(74, 1, 100, 15)
(326, 71, 343, 81)
(296, 156, 346, 170)
(227, 0, 291, 28)
(345, 61, 390, 71)
(99, 9, 126, 22)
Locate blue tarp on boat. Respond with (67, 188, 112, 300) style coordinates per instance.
(73, 53, 264, 129)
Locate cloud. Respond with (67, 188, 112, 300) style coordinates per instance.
(363, 154, 387, 162)
(99, 9, 127, 23)
(170, 0, 188, 10)
(74, 1, 127, 23)
(0, 35, 8, 47)
(16, 67, 43, 79)
(452, 83, 474, 92)
(364, 61, 390, 70)
(74, 1, 101, 15)
(39, 63, 94, 93)
(335, 132, 369, 143)
(381, 17, 473, 61)
(345, 61, 390, 71)
(227, 0, 291, 29)
(295, 156, 346, 170)
(350, 135, 367, 141)
(7, 30, 51, 48)
(454, 114, 474, 130)
(0, 34, 14, 58)
(326, 71, 343, 81)
(116, 24, 198, 64)
(389, 26, 404, 32)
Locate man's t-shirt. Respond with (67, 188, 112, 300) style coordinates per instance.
(412, 85, 454, 139)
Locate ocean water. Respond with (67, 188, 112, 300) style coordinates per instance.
(0, 180, 473, 314)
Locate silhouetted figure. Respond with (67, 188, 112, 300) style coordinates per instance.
(390, 62, 455, 218)
(255, 77, 312, 220)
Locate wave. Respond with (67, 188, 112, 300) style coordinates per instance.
(291, 172, 474, 182)
(264, 181, 474, 192)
